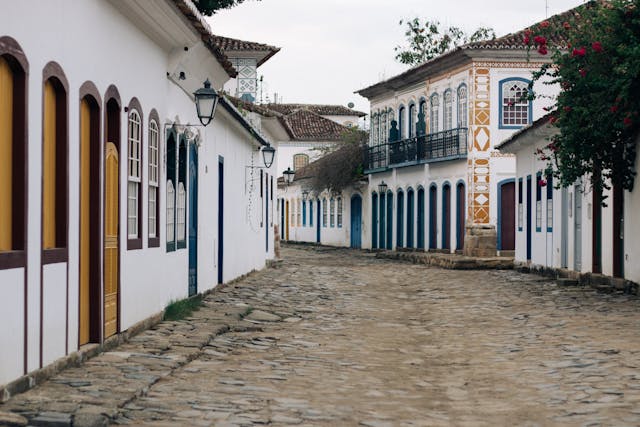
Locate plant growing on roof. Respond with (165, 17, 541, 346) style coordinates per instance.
(526, 0, 640, 196)
(394, 18, 495, 66)
(194, 0, 260, 15)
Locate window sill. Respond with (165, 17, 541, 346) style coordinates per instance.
(127, 238, 143, 250)
(0, 250, 26, 270)
(43, 248, 68, 264)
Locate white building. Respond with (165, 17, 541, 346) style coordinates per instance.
(0, 0, 280, 389)
(355, 14, 561, 255)
(497, 117, 640, 285)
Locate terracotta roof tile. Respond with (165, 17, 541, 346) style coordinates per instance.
(211, 35, 280, 67)
(280, 110, 351, 141)
(265, 103, 366, 117)
(225, 96, 282, 118)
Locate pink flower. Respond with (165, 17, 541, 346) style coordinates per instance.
(540, 20, 550, 29)
(538, 179, 548, 187)
(579, 68, 587, 77)
(624, 116, 633, 126)
(592, 41, 603, 52)
(548, 116, 558, 124)
(538, 45, 548, 55)
(563, 21, 571, 30)
(524, 35, 530, 44)
(610, 105, 619, 113)
(564, 106, 572, 112)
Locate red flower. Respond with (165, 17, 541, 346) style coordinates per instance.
(524, 28, 532, 37)
(579, 68, 587, 77)
(610, 105, 619, 113)
(572, 47, 587, 57)
(540, 20, 550, 29)
(592, 41, 603, 52)
(534, 35, 547, 45)
(524, 36, 530, 44)
(563, 21, 571, 30)
(538, 179, 548, 187)
(624, 116, 633, 126)
(548, 116, 558, 124)
(564, 106, 572, 112)
(538, 45, 548, 55)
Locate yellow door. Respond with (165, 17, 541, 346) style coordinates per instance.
(0, 57, 13, 251)
(104, 142, 119, 338)
(285, 201, 289, 241)
(43, 81, 56, 248)
(79, 99, 91, 345)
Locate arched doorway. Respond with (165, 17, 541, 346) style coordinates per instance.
(442, 183, 451, 251)
(371, 192, 378, 249)
(406, 188, 414, 248)
(417, 187, 425, 249)
(498, 179, 515, 251)
(396, 190, 404, 248)
(386, 190, 393, 249)
(428, 185, 437, 250)
(456, 181, 466, 251)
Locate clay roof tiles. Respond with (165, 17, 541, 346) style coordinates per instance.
(280, 110, 350, 142)
(211, 35, 281, 67)
(265, 103, 366, 117)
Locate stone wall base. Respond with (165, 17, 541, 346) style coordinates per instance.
(463, 224, 497, 257)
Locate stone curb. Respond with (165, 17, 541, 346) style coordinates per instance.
(376, 250, 514, 270)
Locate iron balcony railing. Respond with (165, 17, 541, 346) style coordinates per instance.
(365, 127, 468, 173)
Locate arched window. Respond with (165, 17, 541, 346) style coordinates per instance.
(500, 78, 532, 128)
(381, 110, 387, 144)
(398, 105, 405, 139)
(293, 153, 309, 171)
(330, 198, 335, 227)
(148, 115, 160, 247)
(42, 64, 69, 259)
(337, 197, 343, 228)
(127, 106, 143, 245)
(430, 93, 439, 133)
(0, 38, 28, 266)
(166, 131, 176, 252)
(457, 84, 468, 129)
(408, 103, 416, 137)
(176, 138, 187, 248)
(443, 90, 453, 130)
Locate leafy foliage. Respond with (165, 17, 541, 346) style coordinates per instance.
(309, 128, 368, 194)
(394, 18, 495, 66)
(527, 0, 640, 193)
(194, 0, 259, 16)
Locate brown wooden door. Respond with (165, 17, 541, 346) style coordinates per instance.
(104, 142, 119, 338)
(500, 182, 516, 251)
(79, 99, 91, 345)
(285, 201, 290, 240)
(0, 57, 13, 251)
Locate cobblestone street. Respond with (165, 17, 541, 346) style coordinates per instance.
(3, 244, 640, 426)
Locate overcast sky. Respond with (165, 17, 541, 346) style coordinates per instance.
(208, 0, 585, 116)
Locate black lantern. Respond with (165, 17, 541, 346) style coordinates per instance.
(193, 79, 219, 127)
(283, 167, 295, 185)
(378, 181, 388, 194)
(262, 145, 276, 168)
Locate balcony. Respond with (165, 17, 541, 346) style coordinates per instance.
(365, 127, 468, 173)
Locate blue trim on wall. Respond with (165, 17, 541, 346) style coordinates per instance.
(497, 178, 515, 251)
(396, 189, 404, 248)
(455, 179, 466, 251)
(498, 77, 533, 130)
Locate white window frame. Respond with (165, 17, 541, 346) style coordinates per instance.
(127, 110, 141, 239)
(443, 90, 453, 130)
(148, 119, 159, 239)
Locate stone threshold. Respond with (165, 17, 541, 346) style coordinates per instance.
(376, 250, 514, 270)
(515, 261, 640, 295)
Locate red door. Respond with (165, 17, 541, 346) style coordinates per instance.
(500, 182, 516, 251)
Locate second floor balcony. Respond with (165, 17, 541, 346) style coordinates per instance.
(365, 127, 468, 173)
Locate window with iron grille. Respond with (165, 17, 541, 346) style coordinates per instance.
(500, 78, 531, 128)
(457, 84, 468, 128)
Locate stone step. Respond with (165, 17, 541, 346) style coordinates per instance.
(557, 278, 579, 287)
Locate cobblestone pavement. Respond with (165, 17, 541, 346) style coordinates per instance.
(3, 244, 640, 427)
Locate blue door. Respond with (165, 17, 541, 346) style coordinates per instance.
(386, 191, 393, 249)
(417, 188, 425, 249)
(526, 175, 532, 260)
(280, 199, 285, 240)
(428, 186, 437, 249)
(372, 193, 378, 249)
(379, 193, 386, 249)
(316, 199, 321, 243)
(397, 191, 404, 248)
(188, 145, 198, 296)
(407, 189, 414, 248)
(350, 195, 362, 248)
(218, 157, 224, 284)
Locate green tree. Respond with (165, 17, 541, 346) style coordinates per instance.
(527, 0, 640, 194)
(194, 0, 260, 16)
(394, 18, 495, 66)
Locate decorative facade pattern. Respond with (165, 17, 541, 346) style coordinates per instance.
(469, 67, 491, 224)
(232, 58, 257, 102)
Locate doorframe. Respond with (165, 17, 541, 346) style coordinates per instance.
(188, 144, 198, 296)
(350, 193, 362, 249)
(316, 198, 321, 243)
(417, 186, 425, 250)
(371, 192, 378, 249)
(526, 175, 532, 261)
(442, 182, 451, 250)
(427, 184, 436, 250)
(456, 180, 466, 251)
(497, 178, 515, 251)
(386, 190, 393, 250)
(406, 188, 414, 248)
(396, 189, 404, 248)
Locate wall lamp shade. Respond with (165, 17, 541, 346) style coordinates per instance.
(283, 167, 295, 185)
(378, 181, 388, 194)
(194, 79, 219, 127)
(262, 145, 276, 168)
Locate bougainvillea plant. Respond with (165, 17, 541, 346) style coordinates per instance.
(525, 0, 640, 195)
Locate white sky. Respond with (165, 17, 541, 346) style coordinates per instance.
(208, 0, 585, 116)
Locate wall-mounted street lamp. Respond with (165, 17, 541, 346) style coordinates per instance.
(261, 145, 276, 169)
(378, 181, 388, 194)
(193, 79, 220, 127)
(283, 167, 295, 185)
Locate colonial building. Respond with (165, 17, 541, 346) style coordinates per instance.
(497, 117, 640, 285)
(0, 0, 280, 389)
(355, 15, 561, 255)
